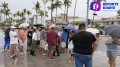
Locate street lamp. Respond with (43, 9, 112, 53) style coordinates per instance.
(91, 13, 97, 27)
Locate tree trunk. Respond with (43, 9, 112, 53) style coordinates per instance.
(55, 8, 57, 24)
(64, 6, 66, 21)
(36, 10, 38, 24)
(4, 14, 5, 22)
(28, 15, 29, 24)
(66, 5, 69, 24)
(41, 16, 42, 24)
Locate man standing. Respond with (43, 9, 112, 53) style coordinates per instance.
(70, 23, 98, 67)
(9, 26, 18, 57)
(18, 26, 26, 54)
(3, 28, 10, 52)
(27, 27, 33, 51)
(47, 26, 58, 60)
(40, 28, 47, 55)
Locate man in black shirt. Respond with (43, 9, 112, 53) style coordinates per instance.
(27, 28, 33, 51)
(3, 28, 10, 52)
(70, 23, 98, 67)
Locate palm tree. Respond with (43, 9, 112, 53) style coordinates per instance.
(39, 10, 44, 23)
(33, 1, 41, 24)
(48, 3, 56, 23)
(117, 9, 120, 16)
(1, 1, 8, 22)
(20, 11, 25, 22)
(0, 9, 4, 22)
(23, 9, 27, 13)
(39, 10, 48, 24)
(54, 0, 62, 23)
(16, 11, 21, 19)
(27, 10, 32, 24)
(5, 8, 10, 20)
(64, 0, 71, 22)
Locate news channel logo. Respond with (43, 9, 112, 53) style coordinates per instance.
(90, 2, 119, 11)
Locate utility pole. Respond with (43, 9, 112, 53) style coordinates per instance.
(86, 0, 90, 28)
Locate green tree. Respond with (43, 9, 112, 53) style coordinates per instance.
(33, 1, 41, 24)
(64, 0, 71, 22)
(1, 1, 8, 22)
(27, 10, 32, 24)
(54, 0, 62, 23)
(5, 8, 10, 20)
(16, 11, 21, 19)
(39, 10, 48, 24)
(117, 9, 120, 16)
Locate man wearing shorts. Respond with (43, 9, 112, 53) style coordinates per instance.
(9, 26, 18, 58)
(40, 28, 46, 55)
(27, 28, 33, 51)
(47, 26, 58, 60)
(18, 26, 26, 54)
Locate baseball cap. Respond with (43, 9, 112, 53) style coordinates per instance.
(10, 26, 16, 29)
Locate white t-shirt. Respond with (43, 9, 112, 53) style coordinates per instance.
(10, 31, 18, 44)
(58, 31, 62, 37)
(32, 32, 37, 40)
(37, 31, 40, 40)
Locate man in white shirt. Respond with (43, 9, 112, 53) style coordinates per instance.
(9, 26, 18, 58)
(30, 29, 37, 56)
(36, 29, 41, 52)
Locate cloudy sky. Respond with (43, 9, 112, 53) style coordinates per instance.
(0, 0, 120, 20)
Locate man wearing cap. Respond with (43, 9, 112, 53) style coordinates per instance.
(70, 23, 98, 67)
(47, 26, 58, 60)
(9, 26, 18, 57)
(18, 26, 26, 54)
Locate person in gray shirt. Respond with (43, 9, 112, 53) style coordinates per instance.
(40, 28, 47, 55)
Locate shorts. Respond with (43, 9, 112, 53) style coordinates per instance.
(61, 42, 66, 48)
(68, 49, 73, 54)
(10, 44, 17, 52)
(27, 38, 32, 46)
(40, 40, 46, 48)
(19, 39, 26, 46)
(48, 45, 56, 51)
(36, 40, 40, 45)
(107, 49, 118, 60)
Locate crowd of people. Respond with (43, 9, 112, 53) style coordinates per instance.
(2, 23, 120, 67)
(3, 25, 75, 59)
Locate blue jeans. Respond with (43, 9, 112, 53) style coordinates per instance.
(74, 53, 92, 67)
(4, 38, 10, 50)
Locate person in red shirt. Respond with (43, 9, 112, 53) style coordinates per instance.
(47, 26, 58, 60)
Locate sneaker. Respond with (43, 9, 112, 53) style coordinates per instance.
(42, 53, 46, 56)
(19, 52, 25, 55)
(3, 50, 5, 52)
(7, 50, 10, 51)
(69, 61, 72, 63)
(50, 58, 54, 60)
(11, 54, 15, 58)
